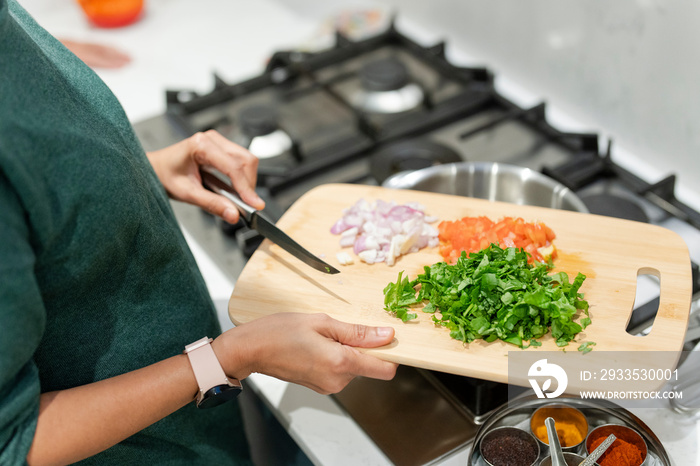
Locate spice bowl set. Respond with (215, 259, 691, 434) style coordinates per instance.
(467, 395, 670, 466)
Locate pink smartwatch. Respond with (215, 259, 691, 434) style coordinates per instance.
(184, 337, 242, 409)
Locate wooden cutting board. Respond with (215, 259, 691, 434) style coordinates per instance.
(228, 184, 692, 383)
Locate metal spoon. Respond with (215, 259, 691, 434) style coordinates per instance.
(545, 417, 567, 466)
(577, 433, 616, 466)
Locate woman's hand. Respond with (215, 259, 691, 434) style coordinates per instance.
(147, 130, 265, 224)
(213, 313, 398, 394)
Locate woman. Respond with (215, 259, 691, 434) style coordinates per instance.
(0, 1, 397, 464)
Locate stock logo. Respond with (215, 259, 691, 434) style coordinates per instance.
(528, 359, 568, 399)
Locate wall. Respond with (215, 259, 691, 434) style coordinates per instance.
(281, 0, 700, 207)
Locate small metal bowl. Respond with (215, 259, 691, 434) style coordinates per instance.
(530, 404, 589, 454)
(585, 424, 648, 466)
(538, 452, 586, 466)
(382, 162, 589, 213)
(479, 426, 540, 466)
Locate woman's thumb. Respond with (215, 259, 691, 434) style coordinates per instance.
(335, 323, 395, 348)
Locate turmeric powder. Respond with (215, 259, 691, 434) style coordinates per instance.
(533, 421, 584, 447)
(530, 406, 588, 449)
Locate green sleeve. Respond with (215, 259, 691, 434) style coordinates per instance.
(0, 170, 44, 464)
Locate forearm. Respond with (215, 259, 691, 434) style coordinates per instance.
(24, 313, 397, 465)
(27, 353, 198, 466)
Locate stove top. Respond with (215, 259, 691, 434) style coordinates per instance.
(133, 23, 700, 466)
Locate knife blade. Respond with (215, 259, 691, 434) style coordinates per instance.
(200, 168, 340, 275)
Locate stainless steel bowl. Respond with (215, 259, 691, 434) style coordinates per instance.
(382, 162, 589, 213)
(538, 452, 585, 466)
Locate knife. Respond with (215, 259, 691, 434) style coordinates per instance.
(200, 168, 340, 274)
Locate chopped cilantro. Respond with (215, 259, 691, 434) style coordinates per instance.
(383, 271, 419, 322)
(578, 341, 597, 354)
(383, 244, 590, 349)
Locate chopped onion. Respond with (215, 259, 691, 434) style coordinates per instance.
(336, 251, 354, 266)
(330, 198, 439, 265)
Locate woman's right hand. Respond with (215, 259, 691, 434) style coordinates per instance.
(212, 313, 397, 394)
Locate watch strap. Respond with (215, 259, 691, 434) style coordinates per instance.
(184, 337, 238, 401)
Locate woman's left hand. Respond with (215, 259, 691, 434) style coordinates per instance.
(147, 130, 265, 224)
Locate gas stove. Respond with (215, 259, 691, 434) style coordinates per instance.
(133, 23, 700, 466)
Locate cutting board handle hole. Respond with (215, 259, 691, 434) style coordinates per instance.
(626, 267, 661, 336)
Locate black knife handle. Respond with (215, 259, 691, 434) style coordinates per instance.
(200, 169, 256, 223)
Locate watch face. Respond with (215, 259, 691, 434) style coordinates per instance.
(197, 384, 243, 409)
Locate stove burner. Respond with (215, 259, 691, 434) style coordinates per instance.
(238, 105, 293, 160)
(352, 58, 424, 114)
(361, 58, 410, 91)
(248, 130, 294, 160)
(239, 105, 278, 137)
(581, 194, 649, 223)
(370, 139, 462, 184)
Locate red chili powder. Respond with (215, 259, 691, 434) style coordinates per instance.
(589, 435, 643, 466)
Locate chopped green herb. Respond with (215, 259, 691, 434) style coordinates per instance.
(383, 244, 590, 349)
(578, 341, 597, 354)
(383, 271, 420, 322)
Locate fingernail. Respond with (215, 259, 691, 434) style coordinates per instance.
(375, 327, 393, 338)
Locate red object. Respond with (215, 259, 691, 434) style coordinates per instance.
(437, 216, 557, 264)
(77, 0, 144, 28)
(589, 435, 644, 466)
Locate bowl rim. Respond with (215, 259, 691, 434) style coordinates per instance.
(529, 403, 589, 450)
(381, 161, 590, 214)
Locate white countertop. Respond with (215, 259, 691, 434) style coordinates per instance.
(21, 0, 321, 123)
(21, 1, 699, 464)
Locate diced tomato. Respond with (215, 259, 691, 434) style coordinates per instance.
(437, 216, 557, 264)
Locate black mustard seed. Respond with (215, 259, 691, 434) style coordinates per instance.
(481, 429, 538, 466)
